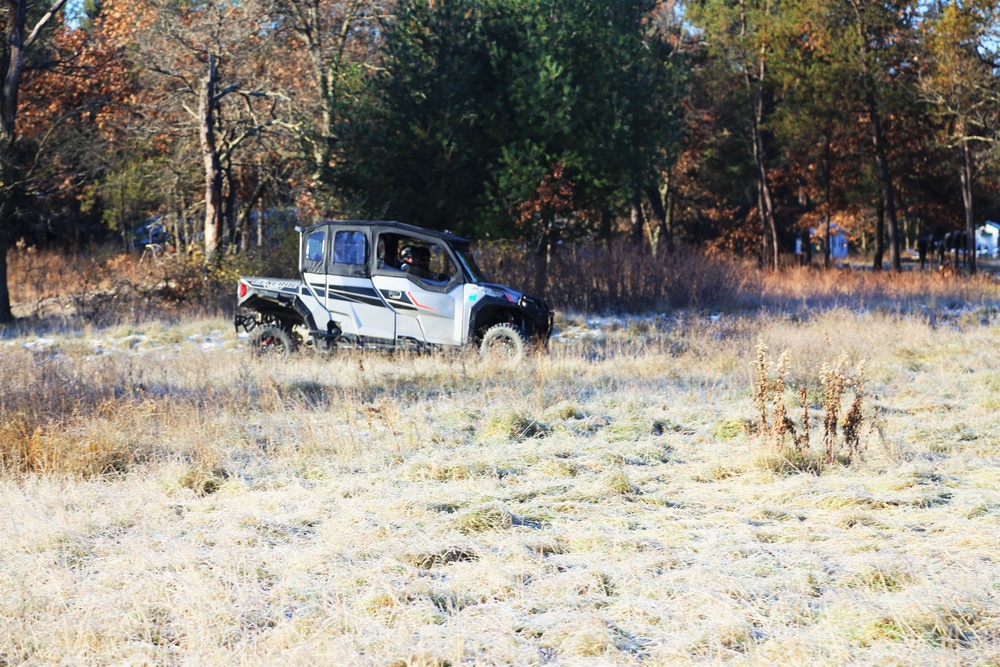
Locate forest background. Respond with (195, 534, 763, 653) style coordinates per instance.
(2, 0, 1000, 323)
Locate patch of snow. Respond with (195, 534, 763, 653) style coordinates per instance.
(22, 338, 56, 349)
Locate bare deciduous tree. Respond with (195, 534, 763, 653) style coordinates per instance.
(131, 0, 290, 263)
(0, 0, 71, 321)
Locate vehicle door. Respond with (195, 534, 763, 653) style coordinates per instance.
(323, 226, 395, 344)
(299, 226, 336, 330)
(370, 232, 464, 346)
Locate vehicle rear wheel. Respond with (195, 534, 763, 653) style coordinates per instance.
(251, 325, 296, 357)
(479, 323, 527, 362)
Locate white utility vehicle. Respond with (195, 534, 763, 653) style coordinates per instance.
(235, 221, 553, 359)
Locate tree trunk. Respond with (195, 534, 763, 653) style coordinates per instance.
(598, 209, 613, 240)
(0, 175, 13, 320)
(867, 96, 901, 272)
(663, 182, 674, 252)
(0, 0, 68, 322)
(752, 135, 779, 270)
(0, 235, 11, 323)
(629, 190, 645, 248)
(238, 180, 266, 253)
(749, 58, 779, 269)
(200, 54, 223, 264)
(823, 135, 832, 269)
(239, 207, 249, 253)
(172, 179, 184, 252)
(308, 3, 333, 181)
(738, 0, 779, 270)
(873, 197, 885, 272)
(644, 187, 662, 257)
(960, 139, 976, 274)
(850, 0, 901, 272)
(533, 239, 551, 299)
(533, 220, 553, 297)
(0, 1, 27, 323)
(223, 161, 237, 247)
(645, 181, 673, 256)
(256, 200, 264, 248)
(2, 0, 27, 144)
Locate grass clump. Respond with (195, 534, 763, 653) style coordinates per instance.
(844, 565, 915, 592)
(456, 503, 516, 533)
(178, 463, 229, 496)
(543, 402, 587, 421)
(712, 418, 751, 441)
(650, 419, 693, 436)
(0, 406, 141, 477)
(555, 620, 617, 657)
(478, 412, 549, 442)
(603, 469, 638, 496)
(455, 502, 537, 533)
(861, 607, 990, 649)
(401, 545, 480, 569)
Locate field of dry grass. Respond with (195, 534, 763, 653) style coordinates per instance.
(2, 296, 1000, 664)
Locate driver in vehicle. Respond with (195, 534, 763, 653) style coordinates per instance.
(400, 245, 435, 280)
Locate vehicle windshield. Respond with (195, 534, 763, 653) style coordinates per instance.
(453, 244, 488, 284)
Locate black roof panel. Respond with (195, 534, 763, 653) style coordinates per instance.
(299, 220, 469, 245)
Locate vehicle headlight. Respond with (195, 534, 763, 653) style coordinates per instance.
(519, 295, 544, 314)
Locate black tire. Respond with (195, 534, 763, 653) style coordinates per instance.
(251, 325, 296, 357)
(479, 323, 527, 362)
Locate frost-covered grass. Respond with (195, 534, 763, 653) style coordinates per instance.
(2, 311, 1000, 664)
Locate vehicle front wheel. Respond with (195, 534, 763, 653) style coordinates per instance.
(479, 323, 527, 362)
(251, 325, 296, 357)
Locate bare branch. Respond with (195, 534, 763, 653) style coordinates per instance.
(24, 0, 72, 50)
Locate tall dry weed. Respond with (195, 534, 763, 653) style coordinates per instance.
(841, 361, 866, 460)
(751, 341, 869, 472)
(820, 353, 848, 460)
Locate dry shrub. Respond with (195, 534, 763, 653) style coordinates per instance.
(67, 252, 257, 323)
(1, 349, 121, 426)
(761, 265, 1000, 313)
(476, 239, 753, 312)
(6, 243, 81, 317)
(0, 350, 148, 475)
(5, 240, 299, 323)
(751, 341, 869, 472)
(11, 236, 1000, 322)
(0, 402, 143, 476)
(0, 348, 246, 476)
(473, 241, 1000, 314)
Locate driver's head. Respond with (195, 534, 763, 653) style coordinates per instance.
(401, 245, 430, 268)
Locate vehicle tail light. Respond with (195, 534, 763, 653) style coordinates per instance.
(238, 281, 248, 299)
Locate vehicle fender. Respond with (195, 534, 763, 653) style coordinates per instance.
(466, 292, 522, 342)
